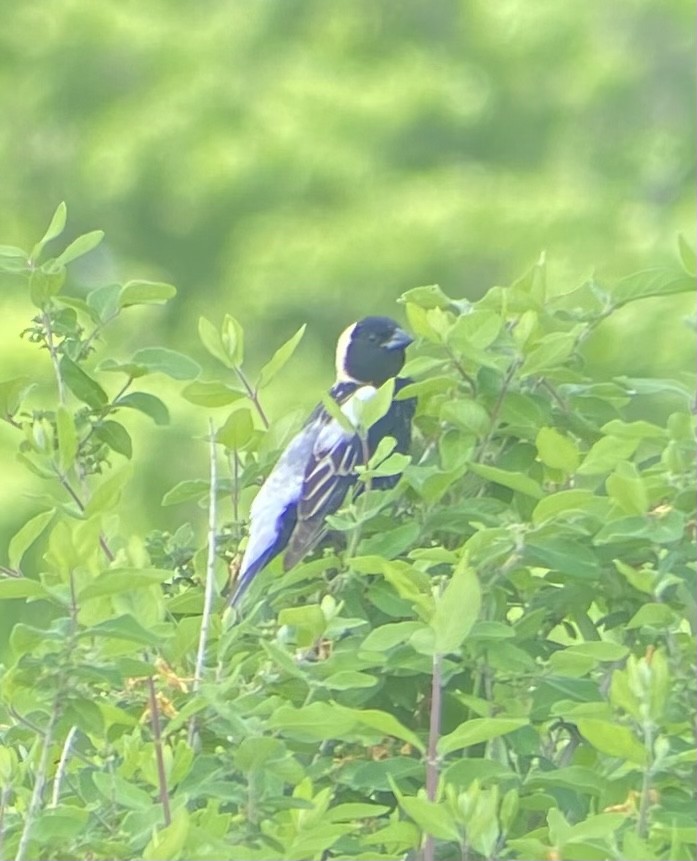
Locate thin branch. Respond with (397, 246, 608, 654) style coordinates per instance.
(637, 722, 654, 839)
(41, 310, 65, 406)
(14, 699, 59, 861)
(424, 649, 444, 861)
(228, 448, 241, 535)
(56, 472, 115, 562)
(445, 348, 477, 394)
(473, 360, 520, 464)
(146, 676, 172, 827)
(235, 367, 270, 429)
(49, 725, 78, 808)
(188, 419, 219, 746)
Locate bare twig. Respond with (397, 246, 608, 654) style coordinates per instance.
(50, 725, 78, 808)
(188, 419, 219, 746)
(424, 648, 444, 861)
(146, 676, 172, 827)
(637, 722, 654, 839)
(15, 699, 59, 861)
(235, 367, 270, 429)
(473, 360, 520, 464)
(56, 472, 115, 562)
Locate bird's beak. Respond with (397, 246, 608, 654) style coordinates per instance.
(384, 327, 413, 351)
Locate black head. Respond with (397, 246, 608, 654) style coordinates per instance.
(336, 316, 413, 386)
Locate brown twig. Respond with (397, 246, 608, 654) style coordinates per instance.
(57, 472, 115, 562)
(235, 367, 269, 429)
(146, 676, 172, 827)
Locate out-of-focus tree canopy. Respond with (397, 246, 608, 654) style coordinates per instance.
(0, 0, 693, 535)
(2, 2, 693, 339)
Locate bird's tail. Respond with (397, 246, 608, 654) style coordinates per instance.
(226, 549, 273, 608)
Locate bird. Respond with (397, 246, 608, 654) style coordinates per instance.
(227, 315, 415, 608)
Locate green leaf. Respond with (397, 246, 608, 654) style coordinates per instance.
(678, 233, 697, 276)
(277, 604, 326, 647)
(625, 603, 675, 629)
(83, 614, 164, 647)
(31, 806, 90, 843)
(576, 718, 647, 764)
(611, 267, 695, 306)
(115, 392, 170, 425)
(222, 314, 244, 365)
(438, 717, 529, 756)
(350, 378, 395, 431)
(468, 462, 543, 498)
(405, 302, 442, 342)
(95, 420, 133, 458)
(79, 568, 172, 600)
(606, 462, 648, 515)
(532, 489, 604, 525)
(217, 407, 254, 449)
(399, 283, 454, 310)
(321, 671, 377, 690)
(397, 795, 461, 842)
(55, 406, 78, 472)
(520, 329, 580, 377)
(119, 280, 177, 307)
(567, 813, 628, 843)
(536, 426, 579, 473)
(361, 621, 425, 651)
(441, 399, 490, 436)
(355, 708, 425, 752)
(600, 419, 667, 440)
(143, 808, 190, 861)
(257, 324, 306, 388)
(269, 702, 357, 741)
(198, 316, 233, 368)
(161, 479, 209, 506)
(593, 509, 685, 545)
(524, 537, 600, 580)
(55, 229, 104, 266)
(0, 244, 28, 259)
(447, 309, 502, 352)
(0, 376, 34, 418)
(564, 642, 629, 661)
(431, 559, 481, 654)
(85, 465, 132, 516)
(31, 201, 67, 260)
(180, 380, 244, 407)
(29, 263, 66, 305)
(59, 356, 108, 409)
(0, 578, 50, 600)
(577, 435, 639, 476)
(8, 509, 55, 570)
(130, 348, 200, 380)
(87, 283, 121, 321)
(92, 771, 153, 809)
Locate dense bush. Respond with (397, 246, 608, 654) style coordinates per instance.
(0, 207, 695, 860)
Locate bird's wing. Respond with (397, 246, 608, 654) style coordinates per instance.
(283, 393, 365, 569)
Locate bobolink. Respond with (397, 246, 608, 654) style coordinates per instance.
(228, 315, 415, 607)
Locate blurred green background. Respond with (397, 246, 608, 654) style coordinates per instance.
(0, 0, 694, 544)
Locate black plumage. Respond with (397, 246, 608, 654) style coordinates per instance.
(228, 316, 415, 608)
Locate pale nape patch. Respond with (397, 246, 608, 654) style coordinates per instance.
(335, 322, 358, 381)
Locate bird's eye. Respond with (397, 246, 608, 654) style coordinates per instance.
(367, 333, 379, 343)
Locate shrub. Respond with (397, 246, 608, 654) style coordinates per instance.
(0, 206, 695, 860)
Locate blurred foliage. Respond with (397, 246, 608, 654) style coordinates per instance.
(0, 0, 694, 545)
